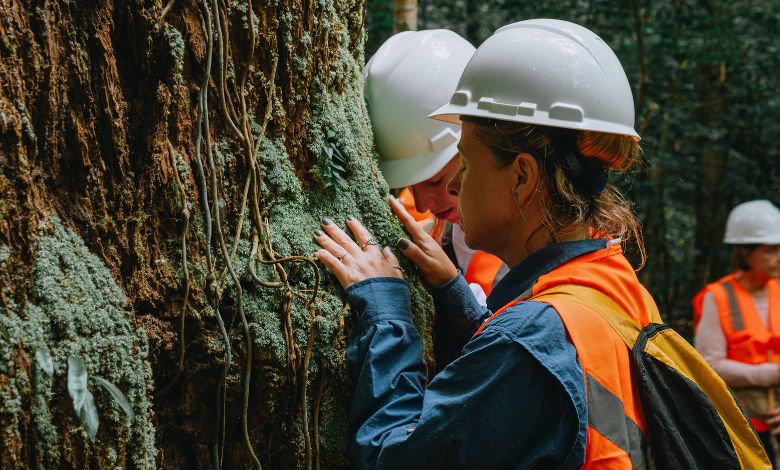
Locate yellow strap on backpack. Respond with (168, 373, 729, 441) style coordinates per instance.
(532, 284, 771, 470)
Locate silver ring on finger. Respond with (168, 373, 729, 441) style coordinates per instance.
(337, 252, 347, 262)
(360, 238, 378, 250)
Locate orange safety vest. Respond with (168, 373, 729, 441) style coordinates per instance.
(475, 244, 652, 468)
(693, 274, 780, 431)
(692, 272, 737, 330)
(463, 251, 504, 296)
(694, 275, 780, 364)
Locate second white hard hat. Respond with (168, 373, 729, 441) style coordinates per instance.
(365, 30, 475, 188)
(724, 200, 780, 245)
(430, 19, 640, 141)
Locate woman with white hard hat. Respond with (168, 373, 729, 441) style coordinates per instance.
(313, 20, 766, 468)
(694, 200, 780, 459)
(364, 29, 506, 315)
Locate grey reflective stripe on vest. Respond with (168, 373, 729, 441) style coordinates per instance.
(586, 373, 648, 469)
(721, 282, 745, 331)
(491, 264, 510, 291)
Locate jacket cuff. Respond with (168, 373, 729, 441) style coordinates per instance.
(345, 277, 412, 330)
(430, 273, 486, 325)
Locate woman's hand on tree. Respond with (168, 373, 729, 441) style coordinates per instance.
(313, 216, 403, 289)
(389, 196, 458, 288)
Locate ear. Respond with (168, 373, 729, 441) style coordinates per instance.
(511, 152, 541, 206)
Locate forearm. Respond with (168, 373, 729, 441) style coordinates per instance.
(344, 277, 428, 467)
(430, 273, 490, 369)
(706, 358, 779, 388)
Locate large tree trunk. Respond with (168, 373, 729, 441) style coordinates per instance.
(393, 0, 417, 32)
(0, 1, 433, 468)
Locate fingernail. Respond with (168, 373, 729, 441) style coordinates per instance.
(346, 215, 355, 221)
(314, 229, 324, 237)
(397, 238, 409, 249)
(321, 217, 333, 226)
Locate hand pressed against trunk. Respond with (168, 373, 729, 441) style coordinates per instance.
(389, 196, 458, 288)
(313, 217, 402, 288)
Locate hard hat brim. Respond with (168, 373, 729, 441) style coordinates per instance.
(723, 234, 780, 245)
(429, 101, 641, 142)
(377, 142, 460, 189)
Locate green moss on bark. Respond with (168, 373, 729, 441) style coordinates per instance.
(0, 217, 156, 468)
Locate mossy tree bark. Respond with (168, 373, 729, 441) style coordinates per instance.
(0, 1, 433, 468)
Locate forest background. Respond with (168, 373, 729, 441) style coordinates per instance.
(369, 0, 780, 335)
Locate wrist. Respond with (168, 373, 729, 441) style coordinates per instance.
(345, 278, 412, 328)
(429, 267, 459, 289)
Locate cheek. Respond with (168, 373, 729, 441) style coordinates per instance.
(749, 251, 780, 274)
(432, 184, 457, 209)
(459, 168, 510, 227)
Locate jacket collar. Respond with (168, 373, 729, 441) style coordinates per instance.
(486, 239, 607, 312)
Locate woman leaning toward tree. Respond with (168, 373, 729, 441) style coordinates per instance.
(313, 19, 718, 468)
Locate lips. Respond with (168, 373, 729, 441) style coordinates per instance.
(434, 208, 460, 223)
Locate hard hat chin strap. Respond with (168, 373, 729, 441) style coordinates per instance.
(549, 130, 608, 198)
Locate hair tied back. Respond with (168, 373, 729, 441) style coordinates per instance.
(549, 130, 608, 197)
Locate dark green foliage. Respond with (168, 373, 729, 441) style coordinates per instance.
(366, 0, 780, 336)
(319, 129, 351, 190)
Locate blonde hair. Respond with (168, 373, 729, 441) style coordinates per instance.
(463, 118, 645, 265)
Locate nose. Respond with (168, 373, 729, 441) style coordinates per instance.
(410, 185, 435, 212)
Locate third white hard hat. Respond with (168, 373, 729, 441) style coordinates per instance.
(430, 19, 640, 141)
(365, 30, 475, 188)
(723, 200, 780, 245)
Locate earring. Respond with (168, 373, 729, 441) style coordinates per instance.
(513, 191, 527, 224)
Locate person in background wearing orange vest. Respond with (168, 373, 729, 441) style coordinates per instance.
(314, 20, 657, 467)
(364, 30, 506, 313)
(694, 200, 780, 462)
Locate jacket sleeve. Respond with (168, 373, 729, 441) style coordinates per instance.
(345, 277, 584, 470)
(430, 273, 491, 370)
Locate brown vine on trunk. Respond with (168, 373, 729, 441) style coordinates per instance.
(0, 1, 433, 469)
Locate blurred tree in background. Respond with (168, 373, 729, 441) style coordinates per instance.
(366, 0, 780, 336)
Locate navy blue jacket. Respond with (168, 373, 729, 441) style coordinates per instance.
(345, 240, 608, 469)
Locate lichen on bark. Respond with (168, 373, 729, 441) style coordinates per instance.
(0, 1, 433, 468)
(0, 217, 155, 469)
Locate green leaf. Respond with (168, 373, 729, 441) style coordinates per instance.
(67, 356, 99, 442)
(332, 147, 348, 164)
(92, 376, 134, 423)
(326, 129, 336, 139)
(35, 347, 54, 377)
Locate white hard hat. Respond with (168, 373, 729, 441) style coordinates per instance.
(365, 30, 475, 188)
(723, 200, 780, 245)
(430, 19, 640, 141)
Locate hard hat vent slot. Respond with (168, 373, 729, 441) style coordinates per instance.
(450, 90, 471, 106)
(429, 128, 458, 153)
(549, 104, 584, 122)
(478, 97, 517, 116)
(517, 102, 536, 116)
